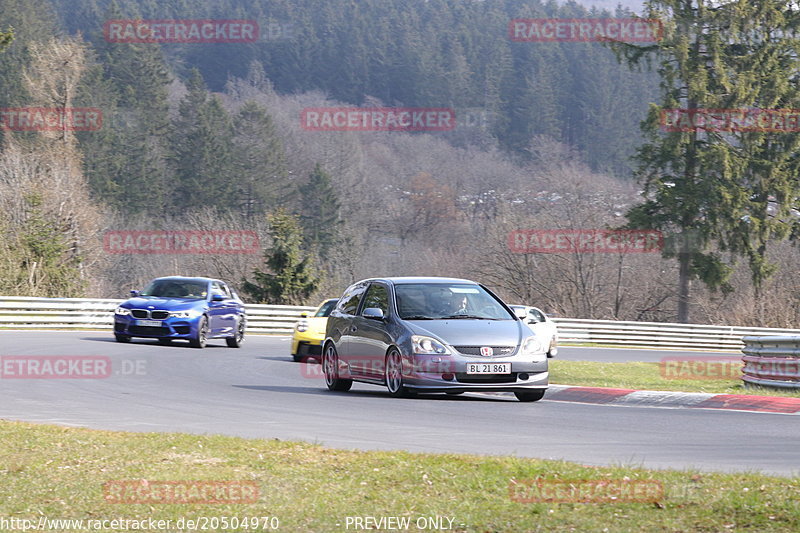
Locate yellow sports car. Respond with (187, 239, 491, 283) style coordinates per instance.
(291, 298, 338, 362)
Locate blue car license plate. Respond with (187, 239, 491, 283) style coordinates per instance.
(135, 319, 162, 327)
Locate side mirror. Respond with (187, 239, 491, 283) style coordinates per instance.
(130, 290, 140, 297)
(300, 311, 309, 318)
(362, 307, 385, 320)
(211, 294, 225, 302)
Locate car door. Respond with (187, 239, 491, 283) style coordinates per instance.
(332, 282, 369, 371)
(208, 281, 235, 335)
(348, 282, 393, 378)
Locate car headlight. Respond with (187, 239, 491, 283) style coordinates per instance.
(412, 335, 450, 355)
(115, 307, 131, 316)
(296, 321, 308, 332)
(169, 311, 195, 318)
(521, 336, 546, 361)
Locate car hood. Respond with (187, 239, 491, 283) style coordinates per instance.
(302, 317, 329, 335)
(405, 319, 525, 346)
(122, 297, 205, 311)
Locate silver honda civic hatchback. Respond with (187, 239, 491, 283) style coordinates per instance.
(322, 277, 548, 402)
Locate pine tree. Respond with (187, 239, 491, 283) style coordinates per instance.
(612, 0, 800, 322)
(171, 69, 236, 210)
(232, 101, 292, 217)
(298, 163, 342, 260)
(242, 209, 320, 305)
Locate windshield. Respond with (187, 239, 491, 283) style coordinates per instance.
(314, 299, 339, 317)
(140, 279, 208, 299)
(395, 283, 514, 320)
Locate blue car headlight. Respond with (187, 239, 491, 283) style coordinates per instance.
(115, 307, 131, 316)
(169, 310, 197, 318)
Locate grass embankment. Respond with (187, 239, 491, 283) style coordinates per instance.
(1, 420, 798, 532)
(549, 359, 800, 397)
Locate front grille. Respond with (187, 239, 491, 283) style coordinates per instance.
(131, 309, 171, 319)
(456, 373, 518, 384)
(130, 325, 169, 336)
(454, 346, 515, 356)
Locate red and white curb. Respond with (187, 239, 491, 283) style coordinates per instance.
(542, 385, 800, 414)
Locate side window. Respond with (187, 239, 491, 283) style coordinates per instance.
(339, 283, 367, 315)
(219, 283, 232, 298)
(211, 282, 227, 298)
(530, 309, 545, 322)
(360, 284, 389, 316)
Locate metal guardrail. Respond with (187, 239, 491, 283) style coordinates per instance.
(3, 296, 800, 350)
(0, 296, 315, 334)
(552, 318, 800, 350)
(741, 336, 800, 389)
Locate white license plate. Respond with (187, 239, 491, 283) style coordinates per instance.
(466, 362, 511, 374)
(135, 319, 162, 327)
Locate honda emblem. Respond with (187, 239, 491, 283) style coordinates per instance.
(480, 346, 493, 357)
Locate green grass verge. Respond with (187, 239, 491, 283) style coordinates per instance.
(550, 360, 800, 397)
(1, 420, 799, 532)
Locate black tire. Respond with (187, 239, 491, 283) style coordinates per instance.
(189, 316, 209, 348)
(322, 343, 352, 392)
(226, 317, 245, 348)
(547, 339, 556, 358)
(292, 353, 304, 362)
(158, 338, 172, 345)
(114, 334, 131, 343)
(385, 348, 415, 398)
(515, 390, 546, 402)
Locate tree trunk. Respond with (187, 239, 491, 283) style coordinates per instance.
(677, 251, 691, 323)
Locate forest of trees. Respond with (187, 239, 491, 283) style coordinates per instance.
(1, 0, 799, 327)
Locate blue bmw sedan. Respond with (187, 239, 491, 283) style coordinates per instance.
(113, 276, 246, 348)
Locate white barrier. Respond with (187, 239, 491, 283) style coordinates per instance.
(552, 318, 800, 351)
(2, 296, 800, 348)
(0, 296, 314, 334)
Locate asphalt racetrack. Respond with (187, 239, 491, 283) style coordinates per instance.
(0, 332, 796, 476)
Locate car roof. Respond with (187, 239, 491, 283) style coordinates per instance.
(152, 276, 222, 284)
(358, 276, 480, 285)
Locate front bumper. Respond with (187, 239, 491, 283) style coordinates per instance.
(291, 331, 324, 355)
(341, 352, 549, 393)
(405, 364, 548, 393)
(114, 315, 199, 339)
